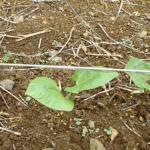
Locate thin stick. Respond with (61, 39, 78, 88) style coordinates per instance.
(18, 94, 28, 105)
(98, 23, 118, 43)
(115, 0, 124, 20)
(0, 34, 5, 46)
(2, 29, 50, 41)
(121, 118, 141, 137)
(0, 16, 17, 24)
(64, 0, 101, 38)
(0, 111, 9, 116)
(16, 29, 50, 41)
(0, 86, 27, 107)
(118, 86, 143, 94)
(97, 23, 146, 54)
(13, 144, 16, 150)
(86, 40, 125, 65)
(48, 27, 75, 60)
(3, 34, 20, 39)
(86, 53, 122, 58)
(122, 102, 140, 111)
(38, 38, 42, 49)
(0, 92, 10, 109)
(1, 63, 150, 74)
(23, 6, 39, 18)
(81, 88, 114, 103)
(0, 126, 21, 136)
(109, 93, 116, 102)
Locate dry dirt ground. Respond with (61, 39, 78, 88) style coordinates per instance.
(0, 0, 150, 150)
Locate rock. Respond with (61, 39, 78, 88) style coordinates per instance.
(12, 15, 24, 23)
(82, 126, 88, 137)
(110, 127, 119, 142)
(81, 44, 88, 53)
(145, 13, 150, 20)
(50, 56, 62, 63)
(104, 126, 119, 142)
(0, 79, 15, 91)
(52, 40, 63, 48)
(90, 138, 106, 150)
(106, 0, 119, 2)
(43, 148, 53, 150)
(33, 0, 60, 2)
(83, 30, 89, 38)
(139, 30, 147, 38)
(25, 96, 32, 102)
(88, 120, 95, 129)
(89, 12, 94, 17)
(47, 50, 58, 57)
(110, 17, 116, 21)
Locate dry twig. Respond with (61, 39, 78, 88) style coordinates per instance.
(48, 27, 75, 60)
(0, 126, 21, 136)
(0, 92, 10, 109)
(2, 29, 51, 41)
(121, 118, 141, 137)
(0, 86, 27, 107)
(81, 88, 114, 103)
(115, 0, 124, 20)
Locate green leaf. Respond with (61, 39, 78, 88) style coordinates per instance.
(104, 127, 112, 136)
(126, 57, 150, 91)
(65, 70, 119, 93)
(25, 77, 74, 111)
(74, 118, 82, 125)
(2, 52, 12, 63)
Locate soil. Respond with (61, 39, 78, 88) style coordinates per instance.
(0, 0, 150, 150)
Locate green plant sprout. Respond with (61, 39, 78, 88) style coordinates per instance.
(104, 127, 112, 136)
(25, 57, 150, 111)
(2, 52, 12, 63)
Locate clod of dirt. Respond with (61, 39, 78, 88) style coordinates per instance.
(0, 79, 15, 91)
(43, 148, 53, 150)
(90, 138, 106, 150)
(88, 120, 95, 129)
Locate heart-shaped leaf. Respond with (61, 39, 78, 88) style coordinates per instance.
(126, 57, 150, 90)
(65, 70, 118, 93)
(25, 77, 74, 111)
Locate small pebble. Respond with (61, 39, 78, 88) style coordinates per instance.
(139, 30, 147, 38)
(90, 138, 106, 150)
(88, 120, 95, 129)
(50, 56, 62, 63)
(0, 79, 15, 91)
(82, 126, 88, 137)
